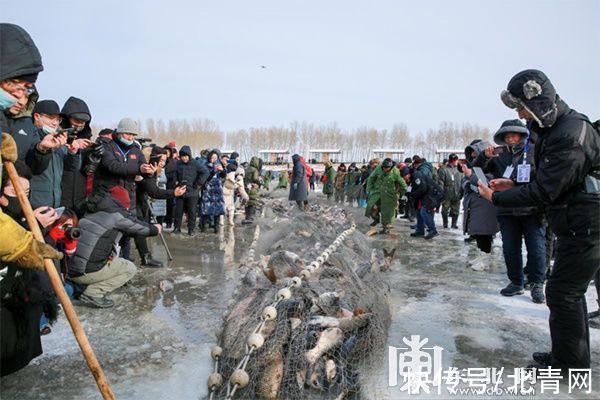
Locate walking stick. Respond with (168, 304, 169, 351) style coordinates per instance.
(146, 198, 173, 261)
(3, 160, 116, 400)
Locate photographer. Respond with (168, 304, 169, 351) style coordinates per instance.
(29, 100, 91, 209)
(92, 118, 153, 209)
(134, 146, 185, 266)
(59, 97, 93, 215)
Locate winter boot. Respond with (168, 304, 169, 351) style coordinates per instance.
(199, 216, 207, 232)
(213, 219, 219, 233)
(500, 282, 524, 296)
(79, 293, 114, 308)
(532, 352, 552, 366)
(451, 214, 459, 229)
(141, 253, 164, 268)
(530, 283, 545, 304)
(442, 215, 448, 229)
(242, 206, 255, 225)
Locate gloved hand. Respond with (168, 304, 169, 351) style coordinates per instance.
(1, 133, 18, 162)
(14, 239, 64, 270)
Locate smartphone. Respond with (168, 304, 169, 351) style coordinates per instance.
(54, 206, 65, 218)
(493, 146, 507, 155)
(473, 167, 489, 186)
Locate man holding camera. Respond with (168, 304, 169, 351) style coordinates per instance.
(29, 100, 91, 209)
(92, 118, 154, 209)
(59, 96, 93, 215)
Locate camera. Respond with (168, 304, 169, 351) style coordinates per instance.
(55, 127, 78, 144)
(63, 224, 81, 240)
(493, 146, 508, 155)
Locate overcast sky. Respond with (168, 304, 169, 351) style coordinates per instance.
(4, 0, 599, 136)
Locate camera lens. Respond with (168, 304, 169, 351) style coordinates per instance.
(65, 226, 81, 239)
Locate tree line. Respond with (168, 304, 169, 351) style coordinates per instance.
(93, 118, 492, 163)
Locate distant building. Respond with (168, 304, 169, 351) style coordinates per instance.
(373, 149, 405, 161)
(258, 149, 289, 164)
(220, 150, 236, 158)
(435, 148, 464, 163)
(308, 149, 342, 163)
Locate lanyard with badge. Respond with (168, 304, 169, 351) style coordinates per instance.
(516, 125, 532, 183)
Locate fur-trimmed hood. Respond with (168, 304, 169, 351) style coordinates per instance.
(493, 119, 528, 145)
(464, 139, 492, 163)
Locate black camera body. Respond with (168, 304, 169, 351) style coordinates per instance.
(55, 127, 78, 144)
(64, 225, 81, 240)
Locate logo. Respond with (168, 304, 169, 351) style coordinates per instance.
(389, 335, 594, 396)
(389, 335, 443, 393)
(18, 129, 27, 136)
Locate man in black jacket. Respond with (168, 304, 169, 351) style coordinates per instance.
(134, 146, 185, 267)
(479, 69, 600, 371)
(59, 96, 93, 215)
(173, 145, 209, 235)
(91, 118, 154, 261)
(401, 166, 443, 240)
(70, 187, 160, 308)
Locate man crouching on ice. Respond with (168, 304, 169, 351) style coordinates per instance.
(69, 186, 161, 308)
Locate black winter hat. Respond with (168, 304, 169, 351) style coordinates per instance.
(382, 158, 394, 168)
(448, 153, 459, 161)
(98, 128, 115, 137)
(230, 151, 240, 160)
(400, 166, 412, 177)
(501, 69, 558, 128)
(0, 24, 43, 82)
(33, 99, 61, 116)
(493, 119, 528, 145)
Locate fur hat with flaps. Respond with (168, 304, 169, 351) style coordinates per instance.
(501, 69, 559, 128)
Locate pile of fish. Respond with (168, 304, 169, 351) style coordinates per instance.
(212, 201, 392, 399)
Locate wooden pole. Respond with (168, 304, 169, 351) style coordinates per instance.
(4, 160, 116, 400)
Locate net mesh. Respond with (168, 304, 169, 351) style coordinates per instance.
(212, 201, 391, 399)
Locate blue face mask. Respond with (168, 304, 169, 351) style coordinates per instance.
(42, 125, 56, 135)
(0, 88, 17, 111)
(118, 136, 134, 147)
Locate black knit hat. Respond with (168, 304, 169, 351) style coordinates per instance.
(33, 99, 61, 116)
(448, 153, 459, 161)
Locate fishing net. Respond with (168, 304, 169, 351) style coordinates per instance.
(209, 201, 391, 399)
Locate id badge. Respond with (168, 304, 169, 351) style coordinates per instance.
(502, 166, 514, 179)
(517, 164, 531, 183)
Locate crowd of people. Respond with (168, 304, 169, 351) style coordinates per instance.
(1, 22, 598, 385)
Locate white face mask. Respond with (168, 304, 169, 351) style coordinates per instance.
(0, 88, 17, 110)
